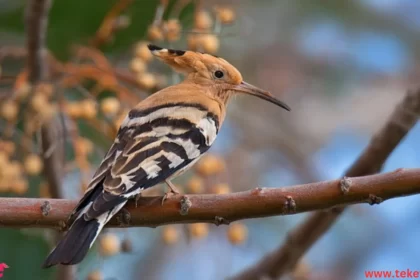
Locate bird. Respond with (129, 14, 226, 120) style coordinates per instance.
(42, 44, 290, 268)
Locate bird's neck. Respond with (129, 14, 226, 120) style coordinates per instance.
(181, 79, 228, 123)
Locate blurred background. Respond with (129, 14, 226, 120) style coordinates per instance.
(0, 0, 420, 279)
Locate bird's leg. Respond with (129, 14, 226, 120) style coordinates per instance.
(161, 179, 180, 205)
(134, 193, 142, 208)
(166, 179, 180, 194)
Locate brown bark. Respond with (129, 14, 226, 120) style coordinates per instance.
(0, 168, 419, 229)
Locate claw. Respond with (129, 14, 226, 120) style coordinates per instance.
(161, 179, 180, 205)
(165, 179, 180, 193)
(134, 193, 142, 208)
(161, 189, 180, 205)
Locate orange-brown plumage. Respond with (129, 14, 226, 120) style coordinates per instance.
(133, 82, 227, 126)
(43, 44, 290, 268)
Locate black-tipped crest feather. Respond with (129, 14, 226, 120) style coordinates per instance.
(147, 44, 162, 51)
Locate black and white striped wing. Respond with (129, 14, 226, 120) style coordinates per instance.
(70, 103, 219, 221)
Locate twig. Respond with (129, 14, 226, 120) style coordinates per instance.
(231, 88, 420, 280)
(153, 0, 168, 25)
(90, 0, 133, 48)
(0, 168, 420, 228)
(25, 0, 73, 279)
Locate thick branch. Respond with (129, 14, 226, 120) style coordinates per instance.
(232, 89, 420, 280)
(0, 168, 419, 228)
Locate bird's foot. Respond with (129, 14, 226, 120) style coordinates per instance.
(161, 188, 180, 206)
(134, 193, 142, 208)
(165, 179, 180, 194)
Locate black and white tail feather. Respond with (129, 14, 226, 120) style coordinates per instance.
(42, 99, 219, 268)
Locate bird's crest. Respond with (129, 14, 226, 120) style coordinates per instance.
(148, 44, 242, 84)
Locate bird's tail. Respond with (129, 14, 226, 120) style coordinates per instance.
(42, 214, 104, 268)
(42, 196, 129, 268)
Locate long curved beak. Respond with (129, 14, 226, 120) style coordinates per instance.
(233, 81, 291, 111)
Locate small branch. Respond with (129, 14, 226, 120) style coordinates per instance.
(232, 88, 420, 280)
(153, 0, 168, 25)
(90, 0, 133, 48)
(0, 168, 420, 228)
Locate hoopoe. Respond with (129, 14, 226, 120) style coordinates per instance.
(42, 45, 290, 267)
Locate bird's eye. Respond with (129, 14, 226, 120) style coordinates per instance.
(214, 70, 224, 79)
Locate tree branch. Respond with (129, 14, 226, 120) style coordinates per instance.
(232, 88, 420, 280)
(26, 0, 72, 279)
(26, 0, 51, 84)
(0, 168, 420, 228)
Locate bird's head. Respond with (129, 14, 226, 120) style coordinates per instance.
(148, 44, 290, 111)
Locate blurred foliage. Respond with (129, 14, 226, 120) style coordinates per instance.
(0, 229, 52, 279)
(0, 0, 194, 59)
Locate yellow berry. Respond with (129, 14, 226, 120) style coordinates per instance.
(87, 270, 103, 280)
(1, 101, 18, 121)
(135, 42, 153, 61)
(0, 141, 15, 155)
(6, 160, 23, 179)
(212, 183, 230, 194)
(31, 93, 48, 112)
(137, 73, 156, 90)
(147, 24, 164, 41)
(0, 151, 8, 167)
(216, 7, 236, 24)
(81, 99, 97, 119)
(35, 83, 54, 98)
(195, 154, 225, 176)
(66, 103, 82, 119)
(227, 223, 248, 245)
(189, 223, 209, 239)
(15, 82, 31, 101)
(12, 179, 29, 195)
(129, 58, 147, 73)
(99, 233, 120, 256)
(162, 225, 179, 245)
(200, 34, 219, 54)
(100, 97, 120, 116)
(24, 154, 43, 175)
(187, 34, 199, 51)
(187, 176, 204, 194)
(195, 10, 213, 29)
(164, 19, 181, 42)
